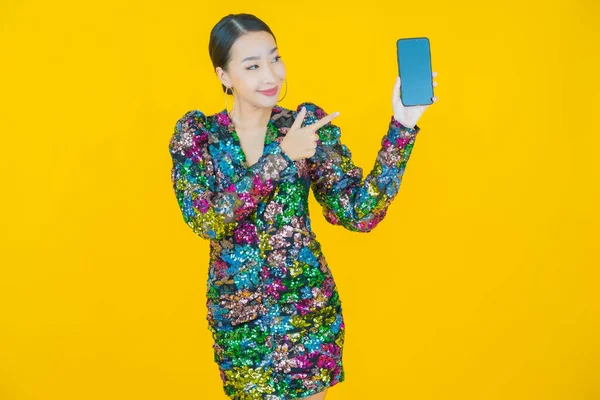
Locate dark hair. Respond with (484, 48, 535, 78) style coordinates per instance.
(209, 13, 277, 94)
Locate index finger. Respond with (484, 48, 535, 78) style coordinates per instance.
(290, 106, 307, 131)
(308, 111, 340, 131)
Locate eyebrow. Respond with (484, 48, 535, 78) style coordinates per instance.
(241, 47, 278, 63)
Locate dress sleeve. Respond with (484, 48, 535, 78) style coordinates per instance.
(298, 102, 421, 233)
(169, 109, 298, 240)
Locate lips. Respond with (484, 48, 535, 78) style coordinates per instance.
(258, 86, 278, 96)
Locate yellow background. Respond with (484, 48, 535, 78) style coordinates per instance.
(1, 1, 598, 399)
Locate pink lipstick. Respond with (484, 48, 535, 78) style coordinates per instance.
(258, 86, 278, 96)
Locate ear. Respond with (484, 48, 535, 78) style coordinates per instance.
(215, 67, 231, 89)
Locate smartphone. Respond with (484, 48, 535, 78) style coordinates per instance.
(396, 37, 434, 106)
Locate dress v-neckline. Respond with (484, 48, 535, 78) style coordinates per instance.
(219, 107, 281, 169)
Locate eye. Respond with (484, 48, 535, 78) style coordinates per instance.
(246, 56, 281, 70)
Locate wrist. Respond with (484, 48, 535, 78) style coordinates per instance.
(279, 140, 291, 157)
(392, 115, 417, 129)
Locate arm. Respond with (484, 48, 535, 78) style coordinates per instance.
(300, 102, 421, 233)
(169, 109, 298, 240)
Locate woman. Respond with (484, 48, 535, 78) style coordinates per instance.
(168, 13, 437, 400)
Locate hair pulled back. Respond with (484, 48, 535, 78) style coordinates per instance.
(208, 13, 277, 94)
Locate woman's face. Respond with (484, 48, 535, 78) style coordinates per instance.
(217, 31, 286, 109)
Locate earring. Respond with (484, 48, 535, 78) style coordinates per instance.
(224, 85, 234, 114)
(277, 78, 288, 103)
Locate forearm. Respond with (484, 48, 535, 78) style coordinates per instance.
(314, 115, 420, 232)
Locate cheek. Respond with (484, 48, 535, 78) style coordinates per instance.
(238, 73, 260, 92)
(275, 63, 286, 78)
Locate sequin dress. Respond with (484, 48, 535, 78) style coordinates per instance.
(168, 102, 420, 399)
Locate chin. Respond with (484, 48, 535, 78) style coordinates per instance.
(256, 96, 278, 107)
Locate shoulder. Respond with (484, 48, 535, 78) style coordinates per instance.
(174, 109, 208, 133)
(294, 101, 341, 142)
(169, 109, 210, 157)
(295, 101, 328, 117)
(295, 101, 336, 126)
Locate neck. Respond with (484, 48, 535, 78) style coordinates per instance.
(229, 100, 272, 131)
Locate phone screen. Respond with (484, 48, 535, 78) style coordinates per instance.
(396, 37, 433, 106)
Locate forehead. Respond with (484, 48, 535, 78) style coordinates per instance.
(230, 31, 277, 60)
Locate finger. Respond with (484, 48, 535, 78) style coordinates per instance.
(310, 110, 340, 131)
(432, 71, 438, 78)
(433, 82, 438, 87)
(291, 106, 307, 130)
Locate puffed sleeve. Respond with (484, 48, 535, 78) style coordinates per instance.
(298, 102, 421, 233)
(169, 109, 298, 240)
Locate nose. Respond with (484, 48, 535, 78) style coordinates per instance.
(262, 63, 276, 84)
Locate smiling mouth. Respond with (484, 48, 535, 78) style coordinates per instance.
(258, 86, 278, 94)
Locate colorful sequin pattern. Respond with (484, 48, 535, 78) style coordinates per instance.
(168, 102, 420, 399)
